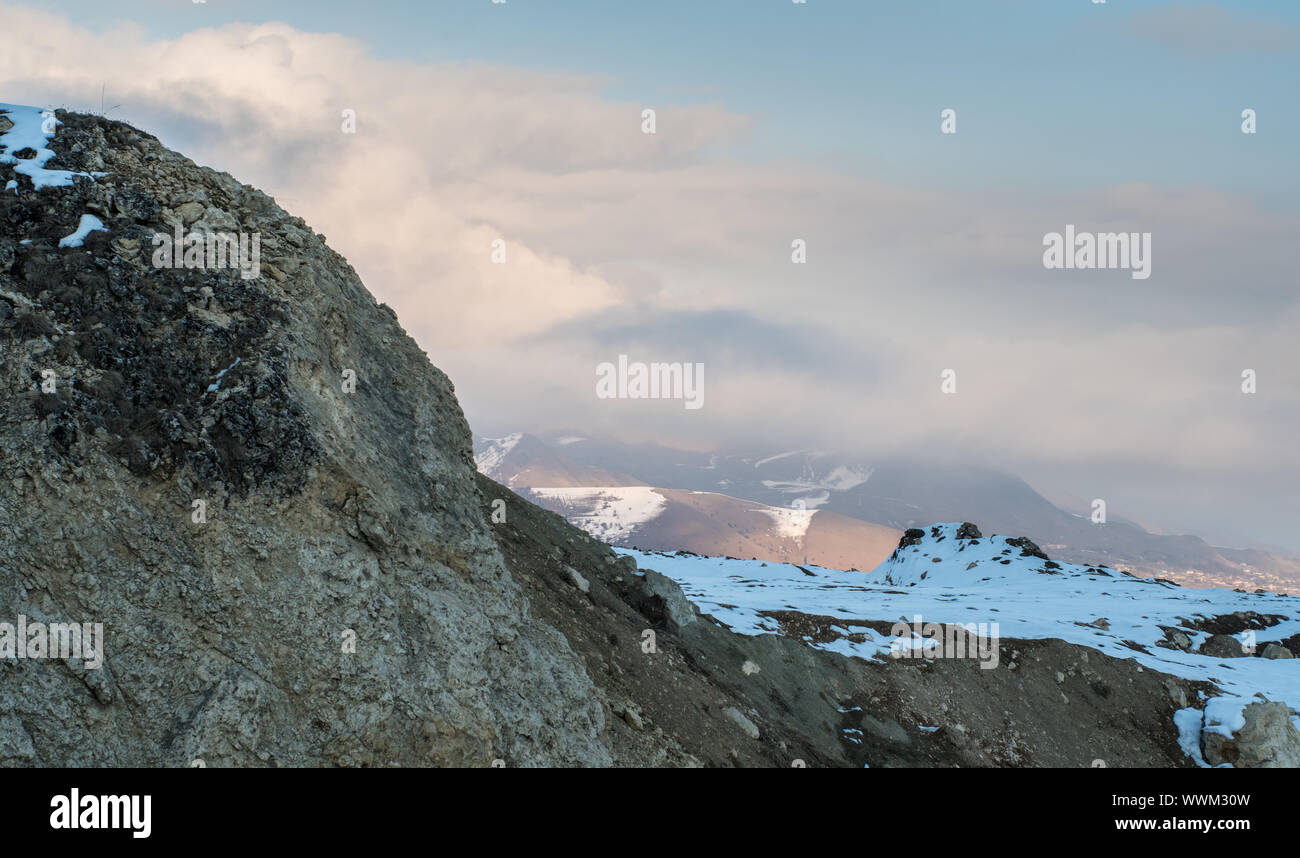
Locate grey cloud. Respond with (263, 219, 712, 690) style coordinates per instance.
(528, 305, 892, 384)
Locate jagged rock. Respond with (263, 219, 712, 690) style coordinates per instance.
(722, 707, 760, 740)
(566, 566, 591, 594)
(859, 713, 911, 746)
(1200, 634, 1250, 659)
(1203, 702, 1300, 768)
(955, 522, 982, 540)
(173, 200, 204, 225)
(1159, 627, 1193, 651)
(635, 569, 699, 632)
(616, 703, 645, 732)
(899, 528, 926, 548)
(1186, 610, 1283, 636)
(1005, 536, 1049, 561)
(0, 107, 612, 767)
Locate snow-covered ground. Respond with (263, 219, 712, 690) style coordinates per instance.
(619, 522, 1300, 766)
(758, 465, 873, 501)
(473, 433, 523, 476)
(58, 213, 106, 248)
(0, 102, 104, 189)
(754, 450, 807, 468)
(751, 450, 872, 503)
(529, 486, 667, 542)
(748, 504, 818, 541)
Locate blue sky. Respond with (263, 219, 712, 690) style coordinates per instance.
(32, 0, 1300, 199)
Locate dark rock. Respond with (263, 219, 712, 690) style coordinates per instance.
(1203, 702, 1300, 768)
(1200, 634, 1251, 659)
(899, 528, 926, 548)
(1005, 536, 1049, 561)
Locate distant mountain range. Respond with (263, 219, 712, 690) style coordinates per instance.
(475, 433, 1300, 591)
(525, 484, 901, 572)
(472, 432, 640, 490)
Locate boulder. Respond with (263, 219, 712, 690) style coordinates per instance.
(1200, 634, 1250, 659)
(1203, 702, 1300, 768)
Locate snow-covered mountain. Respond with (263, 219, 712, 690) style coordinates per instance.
(526, 484, 902, 572)
(477, 433, 902, 571)
(622, 523, 1300, 767)
(474, 432, 641, 490)
(527, 485, 667, 542)
(532, 435, 1300, 591)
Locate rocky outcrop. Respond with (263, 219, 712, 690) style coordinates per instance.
(0, 107, 609, 766)
(1200, 634, 1251, 659)
(1203, 702, 1300, 768)
(476, 477, 1220, 768)
(1004, 536, 1049, 561)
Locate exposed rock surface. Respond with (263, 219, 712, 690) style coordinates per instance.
(1199, 634, 1251, 659)
(1, 107, 609, 766)
(1203, 702, 1300, 768)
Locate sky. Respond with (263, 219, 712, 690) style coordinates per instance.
(2, 0, 1298, 551)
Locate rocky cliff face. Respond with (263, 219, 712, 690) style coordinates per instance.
(0, 106, 611, 766)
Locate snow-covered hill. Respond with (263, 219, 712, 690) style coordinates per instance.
(474, 432, 641, 489)
(476, 433, 902, 570)
(526, 484, 901, 572)
(622, 523, 1300, 767)
(529, 486, 668, 542)
(546, 435, 1300, 591)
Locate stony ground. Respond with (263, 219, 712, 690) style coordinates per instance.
(479, 476, 1211, 767)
